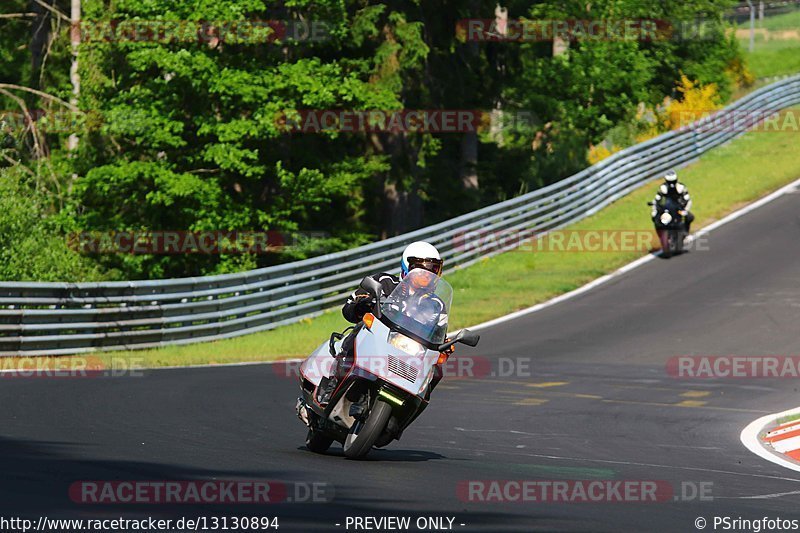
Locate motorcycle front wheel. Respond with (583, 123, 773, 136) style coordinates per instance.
(667, 230, 678, 256)
(343, 399, 392, 459)
(658, 229, 671, 258)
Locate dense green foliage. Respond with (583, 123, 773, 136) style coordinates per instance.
(0, 167, 104, 281)
(1, 0, 752, 280)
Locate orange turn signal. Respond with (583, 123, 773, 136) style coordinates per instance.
(363, 313, 375, 329)
(437, 352, 449, 365)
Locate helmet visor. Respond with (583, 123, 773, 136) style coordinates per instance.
(407, 257, 443, 277)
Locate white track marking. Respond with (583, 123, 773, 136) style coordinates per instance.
(150, 358, 303, 370)
(453, 427, 570, 437)
(741, 406, 800, 474)
(72, 175, 800, 372)
(0, 358, 305, 374)
(431, 444, 800, 484)
(736, 490, 800, 499)
(656, 444, 722, 450)
(134, 358, 304, 373)
(467, 253, 658, 332)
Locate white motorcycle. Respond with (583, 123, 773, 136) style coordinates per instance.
(295, 270, 480, 459)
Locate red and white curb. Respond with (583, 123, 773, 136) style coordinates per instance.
(741, 406, 800, 473)
(763, 418, 800, 461)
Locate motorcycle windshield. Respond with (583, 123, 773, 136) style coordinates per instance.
(380, 270, 453, 345)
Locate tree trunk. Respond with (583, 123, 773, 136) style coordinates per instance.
(553, 36, 569, 56)
(382, 182, 423, 237)
(382, 180, 402, 237)
(68, 0, 80, 152)
(459, 132, 478, 190)
(29, 0, 54, 89)
(375, 130, 424, 238)
(457, 0, 481, 192)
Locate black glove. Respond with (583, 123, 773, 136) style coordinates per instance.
(354, 294, 376, 318)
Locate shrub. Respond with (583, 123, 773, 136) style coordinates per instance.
(0, 166, 106, 281)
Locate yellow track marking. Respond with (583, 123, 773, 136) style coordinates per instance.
(680, 390, 712, 398)
(601, 398, 764, 413)
(674, 400, 708, 407)
(513, 398, 550, 406)
(526, 381, 569, 388)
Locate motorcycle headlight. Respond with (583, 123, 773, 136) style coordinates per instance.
(659, 212, 673, 225)
(388, 332, 426, 357)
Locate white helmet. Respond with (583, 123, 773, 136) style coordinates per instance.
(664, 170, 678, 183)
(401, 241, 443, 278)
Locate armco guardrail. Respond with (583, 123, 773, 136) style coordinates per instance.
(2, 75, 800, 356)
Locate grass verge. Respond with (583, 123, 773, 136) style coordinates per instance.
(5, 109, 800, 371)
(738, 10, 800, 78)
(777, 413, 800, 425)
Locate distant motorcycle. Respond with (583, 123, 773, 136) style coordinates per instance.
(648, 197, 688, 258)
(295, 271, 480, 459)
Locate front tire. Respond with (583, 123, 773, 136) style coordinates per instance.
(343, 399, 392, 459)
(658, 230, 672, 258)
(305, 429, 334, 454)
(667, 230, 678, 255)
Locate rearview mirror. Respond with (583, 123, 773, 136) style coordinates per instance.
(437, 329, 480, 352)
(459, 329, 480, 347)
(359, 276, 382, 298)
(359, 276, 383, 318)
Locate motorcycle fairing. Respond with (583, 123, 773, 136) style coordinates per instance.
(353, 318, 438, 398)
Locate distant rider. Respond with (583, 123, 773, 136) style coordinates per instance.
(318, 241, 446, 404)
(651, 170, 694, 233)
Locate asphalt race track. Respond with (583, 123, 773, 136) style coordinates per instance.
(3, 185, 800, 532)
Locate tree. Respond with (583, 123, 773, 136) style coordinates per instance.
(0, 0, 749, 281)
(67, 0, 429, 277)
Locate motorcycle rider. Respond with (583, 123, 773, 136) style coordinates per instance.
(317, 241, 446, 404)
(651, 170, 694, 233)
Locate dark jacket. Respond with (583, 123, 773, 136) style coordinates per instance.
(342, 273, 399, 324)
(654, 181, 692, 212)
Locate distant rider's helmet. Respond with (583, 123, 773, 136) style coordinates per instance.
(401, 241, 443, 283)
(664, 170, 678, 184)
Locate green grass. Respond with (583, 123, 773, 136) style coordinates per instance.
(742, 38, 800, 78)
(64, 112, 800, 370)
(777, 413, 800, 425)
(737, 10, 800, 78)
(738, 10, 800, 32)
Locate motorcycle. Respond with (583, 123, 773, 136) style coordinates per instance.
(295, 269, 480, 459)
(648, 196, 688, 258)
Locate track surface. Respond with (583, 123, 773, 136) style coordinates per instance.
(3, 186, 800, 531)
